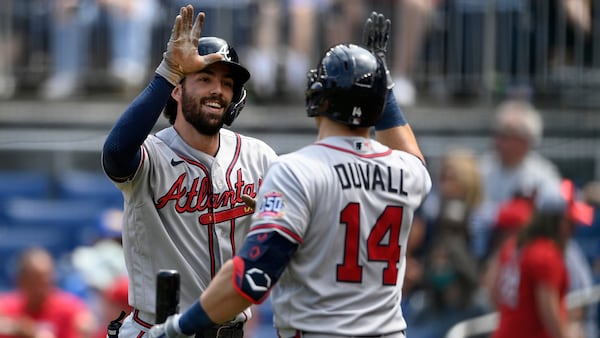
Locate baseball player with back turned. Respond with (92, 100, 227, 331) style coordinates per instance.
(101, 4, 278, 338)
(148, 11, 432, 338)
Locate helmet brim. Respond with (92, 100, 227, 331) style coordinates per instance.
(218, 60, 251, 85)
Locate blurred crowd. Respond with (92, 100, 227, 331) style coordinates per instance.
(401, 99, 600, 338)
(0, 208, 130, 338)
(0, 0, 596, 105)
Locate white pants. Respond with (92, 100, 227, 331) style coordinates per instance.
(117, 310, 154, 337)
(277, 329, 407, 338)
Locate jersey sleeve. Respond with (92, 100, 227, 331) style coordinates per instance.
(401, 151, 432, 204)
(248, 158, 310, 245)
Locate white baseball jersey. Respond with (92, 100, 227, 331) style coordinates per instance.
(248, 136, 431, 336)
(109, 126, 277, 318)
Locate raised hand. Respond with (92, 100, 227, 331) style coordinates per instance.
(362, 11, 394, 89)
(156, 5, 224, 85)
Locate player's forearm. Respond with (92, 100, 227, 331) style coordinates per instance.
(375, 125, 424, 163)
(103, 75, 174, 178)
(201, 259, 252, 323)
(374, 90, 425, 164)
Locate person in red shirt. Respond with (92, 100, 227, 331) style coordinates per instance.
(94, 276, 131, 338)
(0, 247, 97, 338)
(489, 179, 594, 338)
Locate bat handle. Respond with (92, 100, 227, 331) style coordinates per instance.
(155, 269, 180, 324)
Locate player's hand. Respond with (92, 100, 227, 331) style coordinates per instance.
(362, 11, 394, 89)
(241, 194, 256, 210)
(156, 5, 224, 86)
(147, 314, 190, 338)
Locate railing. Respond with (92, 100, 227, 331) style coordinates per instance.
(411, 1, 600, 107)
(444, 284, 600, 338)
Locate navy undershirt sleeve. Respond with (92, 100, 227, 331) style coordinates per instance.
(102, 74, 174, 179)
(374, 89, 408, 131)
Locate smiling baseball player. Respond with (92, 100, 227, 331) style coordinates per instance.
(147, 11, 432, 338)
(101, 5, 277, 337)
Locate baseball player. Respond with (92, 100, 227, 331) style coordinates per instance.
(101, 5, 277, 337)
(147, 12, 432, 338)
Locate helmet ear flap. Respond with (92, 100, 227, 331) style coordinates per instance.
(223, 87, 247, 126)
(306, 68, 326, 117)
(306, 81, 325, 117)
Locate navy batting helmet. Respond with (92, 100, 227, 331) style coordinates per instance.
(164, 37, 250, 126)
(305, 43, 388, 127)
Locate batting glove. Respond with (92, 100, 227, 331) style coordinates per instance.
(155, 5, 224, 86)
(362, 11, 394, 89)
(147, 314, 191, 338)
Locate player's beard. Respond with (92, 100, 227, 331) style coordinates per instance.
(181, 89, 228, 136)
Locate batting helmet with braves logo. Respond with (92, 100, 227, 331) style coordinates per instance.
(305, 43, 388, 127)
(164, 37, 250, 126)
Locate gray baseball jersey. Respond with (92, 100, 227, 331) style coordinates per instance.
(110, 126, 277, 318)
(248, 136, 431, 336)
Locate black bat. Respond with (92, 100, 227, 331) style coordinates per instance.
(155, 269, 180, 324)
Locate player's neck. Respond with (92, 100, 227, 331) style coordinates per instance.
(175, 124, 220, 156)
(316, 117, 370, 140)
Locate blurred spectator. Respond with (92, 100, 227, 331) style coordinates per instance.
(439, 0, 593, 100)
(484, 192, 535, 262)
(582, 180, 600, 207)
(0, 1, 20, 99)
(473, 99, 562, 261)
(440, 0, 535, 100)
(479, 192, 535, 314)
(94, 276, 130, 338)
(162, 0, 273, 103)
(561, 0, 591, 35)
(0, 247, 97, 338)
(243, 0, 282, 100)
(391, 0, 441, 106)
(483, 180, 598, 338)
(70, 208, 126, 293)
(565, 236, 598, 338)
(245, 0, 331, 102)
(245, 0, 367, 102)
(404, 148, 487, 337)
(69, 208, 129, 337)
(164, 0, 253, 50)
(582, 181, 600, 283)
(488, 179, 594, 338)
(541, 0, 593, 70)
(40, 0, 158, 100)
(562, 180, 597, 338)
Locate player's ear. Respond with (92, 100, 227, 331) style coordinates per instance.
(172, 84, 182, 103)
